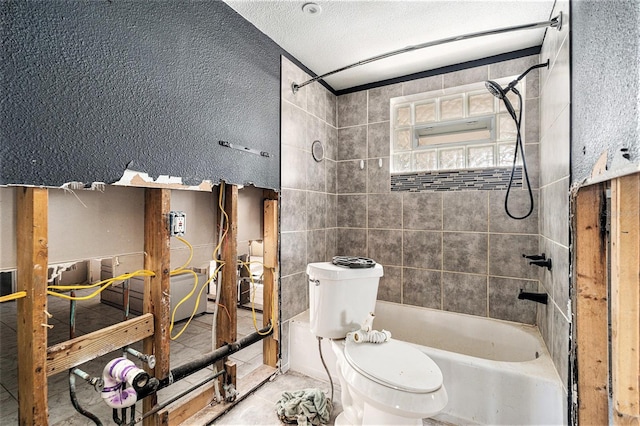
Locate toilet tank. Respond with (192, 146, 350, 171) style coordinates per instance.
(307, 262, 384, 339)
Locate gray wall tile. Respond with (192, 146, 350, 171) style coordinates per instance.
(403, 230, 442, 270)
(325, 228, 337, 261)
(443, 66, 488, 88)
(337, 160, 367, 193)
(368, 158, 391, 194)
(281, 231, 307, 277)
(402, 75, 443, 96)
(326, 160, 337, 194)
(489, 190, 538, 234)
(443, 272, 487, 316)
(280, 189, 306, 232)
(336, 228, 367, 256)
(403, 268, 441, 309)
(281, 101, 307, 149)
(338, 125, 367, 160)
(552, 307, 569, 387)
(378, 265, 401, 303)
(307, 229, 326, 264)
(281, 147, 307, 190)
(337, 194, 366, 228)
(281, 272, 308, 321)
(326, 193, 337, 228)
(368, 122, 391, 159)
(281, 57, 308, 110)
(403, 192, 442, 230)
(325, 125, 338, 161)
(524, 143, 540, 190)
(488, 277, 537, 324)
(443, 191, 488, 232)
(368, 84, 402, 124)
(540, 178, 570, 247)
(307, 82, 326, 121)
(338, 91, 367, 127)
(306, 191, 326, 230)
(525, 98, 540, 143)
(443, 232, 488, 274)
(306, 112, 326, 150)
(489, 233, 539, 279)
(306, 151, 326, 193)
(368, 193, 402, 229)
(326, 90, 337, 127)
(368, 229, 402, 266)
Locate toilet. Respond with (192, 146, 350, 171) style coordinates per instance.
(307, 260, 448, 425)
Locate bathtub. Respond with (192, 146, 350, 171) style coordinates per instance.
(289, 301, 565, 425)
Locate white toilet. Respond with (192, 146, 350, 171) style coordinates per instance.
(307, 260, 448, 425)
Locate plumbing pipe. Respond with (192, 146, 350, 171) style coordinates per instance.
(124, 347, 156, 369)
(159, 324, 273, 388)
(348, 329, 391, 344)
(135, 370, 225, 424)
(101, 357, 150, 409)
(69, 370, 103, 426)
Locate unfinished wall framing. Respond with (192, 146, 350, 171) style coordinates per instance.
(573, 172, 640, 424)
(9, 184, 280, 425)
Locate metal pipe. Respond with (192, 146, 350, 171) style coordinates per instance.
(292, 13, 563, 93)
(159, 324, 273, 388)
(135, 371, 224, 424)
(69, 371, 103, 426)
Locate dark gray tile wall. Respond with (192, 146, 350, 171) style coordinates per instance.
(335, 55, 541, 328)
(280, 57, 338, 371)
(538, 0, 571, 405)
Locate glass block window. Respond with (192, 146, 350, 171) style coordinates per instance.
(390, 80, 525, 173)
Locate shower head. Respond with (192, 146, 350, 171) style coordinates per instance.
(485, 80, 506, 99)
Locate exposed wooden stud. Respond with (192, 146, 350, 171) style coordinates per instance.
(16, 187, 49, 425)
(575, 183, 609, 423)
(216, 184, 238, 381)
(224, 360, 237, 391)
(46, 313, 154, 376)
(143, 188, 172, 426)
(159, 365, 277, 425)
(263, 197, 279, 367)
(611, 173, 640, 423)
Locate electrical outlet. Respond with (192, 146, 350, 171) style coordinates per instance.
(169, 211, 186, 236)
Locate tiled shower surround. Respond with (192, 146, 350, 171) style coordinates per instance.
(280, 45, 569, 404)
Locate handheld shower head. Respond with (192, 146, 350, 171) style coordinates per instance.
(485, 80, 506, 99)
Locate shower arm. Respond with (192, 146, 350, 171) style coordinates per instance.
(291, 12, 562, 93)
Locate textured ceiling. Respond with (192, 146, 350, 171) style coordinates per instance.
(223, 0, 556, 91)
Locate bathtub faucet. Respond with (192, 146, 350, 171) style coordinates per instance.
(518, 290, 548, 304)
(522, 253, 552, 271)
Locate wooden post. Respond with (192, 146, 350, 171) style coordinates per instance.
(263, 196, 279, 367)
(575, 183, 609, 423)
(216, 184, 238, 373)
(143, 188, 171, 426)
(16, 187, 49, 425)
(611, 173, 640, 423)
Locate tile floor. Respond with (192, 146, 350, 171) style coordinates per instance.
(0, 289, 268, 425)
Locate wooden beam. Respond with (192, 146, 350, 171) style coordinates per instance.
(575, 183, 609, 423)
(216, 184, 238, 377)
(611, 173, 640, 423)
(263, 197, 279, 367)
(159, 365, 277, 425)
(46, 313, 154, 376)
(143, 188, 172, 426)
(16, 187, 49, 425)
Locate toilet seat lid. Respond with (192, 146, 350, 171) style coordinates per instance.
(344, 339, 443, 393)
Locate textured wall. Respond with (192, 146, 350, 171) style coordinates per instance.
(571, 0, 640, 182)
(1, 1, 283, 189)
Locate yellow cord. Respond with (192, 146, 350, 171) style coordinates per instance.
(238, 260, 275, 336)
(0, 291, 27, 303)
(213, 182, 229, 260)
(172, 236, 194, 273)
(47, 270, 156, 301)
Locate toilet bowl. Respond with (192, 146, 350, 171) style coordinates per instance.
(306, 260, 448, 425)
(332, 339, 447, 425)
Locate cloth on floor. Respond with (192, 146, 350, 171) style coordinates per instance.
(275, 388, 332, 426)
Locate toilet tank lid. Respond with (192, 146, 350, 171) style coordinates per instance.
(306, 262, 383, 280)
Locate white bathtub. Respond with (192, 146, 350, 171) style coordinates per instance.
(289, 301, 565, 425)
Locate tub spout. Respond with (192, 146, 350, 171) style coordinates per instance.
(518, 290, 548, 304)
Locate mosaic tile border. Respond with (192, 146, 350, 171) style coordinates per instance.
(391, 167, 523, 192)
